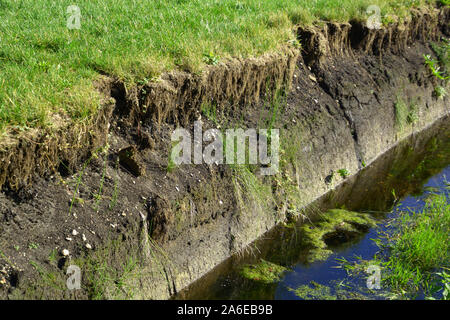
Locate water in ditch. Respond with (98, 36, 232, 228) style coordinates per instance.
(175, 117, 450, 300)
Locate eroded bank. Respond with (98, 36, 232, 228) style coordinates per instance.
(0, 8, 449, 299)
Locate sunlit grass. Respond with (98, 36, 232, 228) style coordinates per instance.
(384, 193, 450, 292)
(0, 0, 437, 133)
(362, 193, 450, 297)
(338, 192, 449, 298)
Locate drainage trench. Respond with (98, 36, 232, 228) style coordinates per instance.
(175, 116, 450, 300)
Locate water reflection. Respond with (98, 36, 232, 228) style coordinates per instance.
(176, 117, 450, 300)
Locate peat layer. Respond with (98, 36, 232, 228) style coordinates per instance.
(0, 7, 448, 299)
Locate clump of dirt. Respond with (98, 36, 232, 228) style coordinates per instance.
(0, 91, 114, 191)
(137, 48, 299, 127)
(298, 7, 443, 66)
(146, 194, 174, 243)
(118, 146, 146, 176)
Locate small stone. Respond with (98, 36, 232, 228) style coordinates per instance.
(82, 234, 87, 242)
(175, 186, 179, 192)
(219, 200, 223, 205)
(72, 230, 78, 236)
(309, 75, 317, 82)
(62, 249, 70, 257)
(86, 244, 92, 250)
(65, 237, 73, 241)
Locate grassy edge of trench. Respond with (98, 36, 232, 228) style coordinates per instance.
(0, 0, 445, 135)
(341, 192, 450, 300)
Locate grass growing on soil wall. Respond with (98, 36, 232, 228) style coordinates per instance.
(0, 0, 440, 134)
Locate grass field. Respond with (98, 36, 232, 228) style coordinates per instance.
(0, 0, 438, 134)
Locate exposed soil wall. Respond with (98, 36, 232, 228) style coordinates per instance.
(0, 7, 448, 299)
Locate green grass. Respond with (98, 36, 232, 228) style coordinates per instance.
(406, 101, 419, 125)
(424, 54, 449, 81)
(289, 281, 337, 300)
(0, 0, 437, 134)
(394, 97, 421, 130)
(201, 102, 219, 125)
(431, 38, 450, 72)
(68, 146, 105, 215)
(74, 239, 140, 300)
(336, 193, 450, 299)
(240, 259, 288, 283)
(371, 193, 450, 297)
(385, 194, 449, 291)
(337, 168, 350, 179)
(434, 86, 447, 99)
(29, 260, 66, 291)
(299, 209, 377, 263)
(394, 97, 409, 129)
(232, 163, 274, 211)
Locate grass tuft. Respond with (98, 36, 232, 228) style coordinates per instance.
(383, 194, 450, 293)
